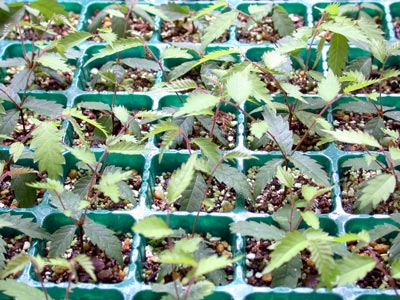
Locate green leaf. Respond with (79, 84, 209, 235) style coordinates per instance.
(30, 0, 67, 19)
(153, 79, 198, 93)
(161, 47, 193, 60)
(0, 237, 5, 270)
(369, 37, 387, 65)
(74, 254, 96, 281)
(83, 218, 123, 265)
(391, 258, 400, 279)
(0, 213, 50, 240)
(174, 93, 220, 118)
(253, 158, 284, 198)
(192, 138, 220, 163)
(0, 279, 49, 300)
(143, 120, 179, 140)
(271, 254, 302, 288)
(193, 1, 227, 21)
(291, 153, 330, 187)
(49, 224, 77, 258)
(334, 101, 378, 114)
(1, 253, 31, 279)
(67, 147, 96, 166)
(121, 58, 160, 71)
(333, 254, 376, 286)
(0, 109, 19, 136)
(84, 38, 143, 66)
(341, 156, 382, 170)
(167, 155, 197, 204)
(276, 165, 294, 188)
(30, 122, 65, 178)
(27, 178, 64, 195)
(160, 249, 197, 266)
(11, 172, 38, 208)
(98, 168, 132, 203)
(318, 69, 341, 102)
(263, 231, 308, 274)
(250, 121, 269, 140)
(54, 31, 91, 50)
(9, 142, 24, 162)
(308, 238, 335, 287)
(301, 211, 320, 230)
(321, 19, 368, 43)
(327, 33, 349, 76)
(214, 163, 252, 199)
(343, 79, 380, 93)
(325, 129, 381, 149)
(133, 216, 173, 239)
(356, 174, 396, 213)
(193, 254, 233, 278)
(280, 83, 305, 103)
(50, 191, 82, 220)
(37, 53, 70, 72)
(180, 173, 207, 212)
(226, 71, 252, 103)
(24, 98, 63, 118)
(64, 107, 108, 137)
(186, 280, 215, 300)
(230, 221, 285, 240)
(333, 231, 370, 244)
(201, 11, 238, 49)
(390, 147, 400, 162)
(272, 6, 294, 37)
(107, 140, 145, 155)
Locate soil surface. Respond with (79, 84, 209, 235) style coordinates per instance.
(4, 235, 32, 278)
(259, 70, 318, 94)
(42, 234, 132, 284)
(246, 167, 332, 214)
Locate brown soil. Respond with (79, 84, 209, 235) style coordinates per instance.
(246, 167, 332, 214)
(87, 10, 153, 42)
(143, 233, 233, 284)
(333, 111, 400, 151)
(351, 70, 400, 94)
(86, 66, 156, 92)
(161, 13, 229, 43)
(348, 239, 400, 289)
(259, 70, 318, 94)
(237, 13, 304, 43)
(6, 12, 80, 41)
(41, 234, 132, 284)
(152, 171, 236, 213)
(341, 168, 400, 214)
(64, 168, 142, 210)
(4, 235, 32, 278)
(245, 238, 319, 287)
(159, 111, 237, 150)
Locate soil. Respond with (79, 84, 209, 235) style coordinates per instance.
(246, 166, 332, 214)
(348, 239, 400, 289)
(87, 10, 153, 42)
(6, 12, 80, 41)
(333, 111, 400, 151)
(246, 117, 324, 152)
(41, 234, 132, 284)
(64, 168, 142, 210)
(259, 70, 318, 94)
(143, 233, 233, 284)
(161, 13, 229, 43)
(237, 13, 304, 43)
(394, 17, 400, 39)
(4, 235, 32, 278)
(159, 111, 237, 150)
(73, 108, 150, 148)
(245, 238, 319, 287)
(4, 66, 74, 91)
(86, 65, 156, 92)
(341, 168, 400, 214)
(152, 171, 236, 213)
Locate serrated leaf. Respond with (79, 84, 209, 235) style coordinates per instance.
(253, 158, 284, 198)
(27, 178, 64, 194)
(301, 211, 320, 229)
(333, 254, 376, 286)
(272, 6, 294, 37)
(0, 108, 19, 136)
(153, 79, 198, 93)
(0, 279, 48, 300)
(11, 172, 37, 208)
(54, 31, 91, 50)
(37, 53, 70, 72)
(1, 253, 30, 279)
(83, 218, 123, 265)
(271, 254, 302, 288)
(121, 58, 160, 71)
(186, 280, 215, 300)
(193, 254, 233, 278)
(10, 142, 24, 162)
(0, 83, 21, 104)
(325, 129, 380, 149)
(264, 231, 308, 274)
(308, 238, 335, 287)
(226, 71, 252, 103)
(391, 258, 400, 279)
(369, 38, 387, 64)
(318, 69, 341, 102)
(143, 120, 179, 140)
(74, 254, 96, 281)
(276, 165, 294, 188)
(30, 122, 65, 178)
(341, 157, 382, 170)
(192, 138, 220, 163)
(98, 168, 132, 203)
(167, 155, 197, 203)
(280, 82, 305, 103)
(180, 174, 206, 212)
(160, 249, 197, 266)
(321, 19, 368, 43)
(77, 101, 111, 111)
(201, 11, 238, 49)
(291, 153, 330, 187)
(193, 1, 227, 21)
(50, 190, 82, 220)
(133, 215, 173, 239)
(343, 79, 380, 93)
(334, 101, 378, 114)
(161, 47, 193, 60)
(174, 93, 220, 118)
(67, 147, 96, 166)
(214, 163, 251, 199)
(328, 34, 349, 76)
(49, 224, 77, 258)
(250, 121, 269, 140)
(10, 68, 34, 92)
(356, 174, 396, 212)
(230, 221, 285, 240)
(333, 230, 370, 244)
(390, 147, 400, 162)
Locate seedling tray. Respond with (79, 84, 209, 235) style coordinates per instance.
(1, 0, 400, 300)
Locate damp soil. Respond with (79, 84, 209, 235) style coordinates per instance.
(245, 238, 319, 287)
(86, 66, 156, 92)
(333, 111, 400, 151)
(341, 168, 400, 214)
(64, 168, 142, 210)
(87, 10, 154, 42)
(152, 171, 236, 213)
(4, 235, 32, 278)
(246, 167, 332, 214)
(237, 13, 304, 43)
(41, 234, 132, 284)
(259, 70, 318, 94)
(6, 12, 80, 41)
(143, 233, 233, 284)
